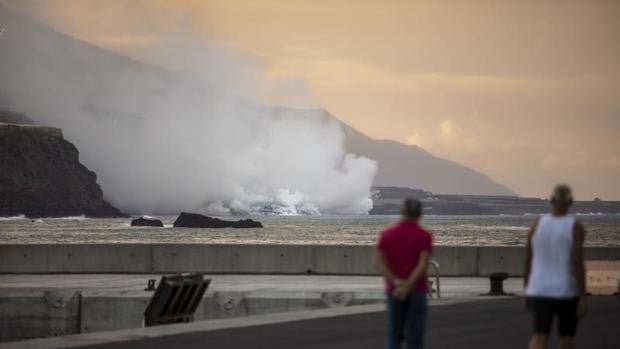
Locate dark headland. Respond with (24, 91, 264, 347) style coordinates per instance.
(0, 112, 125, 218)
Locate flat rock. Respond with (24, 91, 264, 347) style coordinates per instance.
(131, 217, 164, 227)
(173, 212, 262, 228)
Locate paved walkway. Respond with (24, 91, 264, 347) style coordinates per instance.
(64, 297, 620, 349)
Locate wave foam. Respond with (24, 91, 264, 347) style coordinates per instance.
(0, 214, 26, 221)
(48, 215, 88, 221)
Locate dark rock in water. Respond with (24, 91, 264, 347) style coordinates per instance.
(131, 217, 164, 227)
(173, 212, 263, 228)
(173, 213, 228, 228)
(0, 123, 126, 218)
(231, 218, 263, 228)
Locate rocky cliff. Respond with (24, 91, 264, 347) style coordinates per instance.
(0, 123, 125, 217)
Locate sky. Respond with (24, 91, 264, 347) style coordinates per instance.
(4, 0, 620, 200)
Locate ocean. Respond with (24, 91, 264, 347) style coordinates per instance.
(0, 214, 618, 246)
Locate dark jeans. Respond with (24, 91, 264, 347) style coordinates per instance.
(386, 291, 428, 349)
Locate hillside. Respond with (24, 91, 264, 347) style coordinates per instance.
(342, 123, 514, 196)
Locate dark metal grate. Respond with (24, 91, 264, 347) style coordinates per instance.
(144, 273, 211, 327)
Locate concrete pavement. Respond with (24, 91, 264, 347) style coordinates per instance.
(64, 297, 620, 349)
(3, 297, 618, 349)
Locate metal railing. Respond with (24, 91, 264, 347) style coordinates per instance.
(427, 260, 441, 299)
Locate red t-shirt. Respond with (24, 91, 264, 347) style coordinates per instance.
(377, 219, 433, 292)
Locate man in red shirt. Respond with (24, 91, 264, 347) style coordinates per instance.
(374, 198, 433, 349)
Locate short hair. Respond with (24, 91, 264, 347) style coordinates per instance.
(401, 198, 422, 219)
(550, 184, 573, 206)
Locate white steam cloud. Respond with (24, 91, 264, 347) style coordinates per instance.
(0, 3, 377, 215)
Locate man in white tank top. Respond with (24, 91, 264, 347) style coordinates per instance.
(524, 184, 587, 349)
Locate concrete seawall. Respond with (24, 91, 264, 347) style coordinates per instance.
(1, 244, 618, 276)
(0, 274, 386, 341)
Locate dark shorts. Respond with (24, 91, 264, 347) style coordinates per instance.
(526, 297, 579, 336)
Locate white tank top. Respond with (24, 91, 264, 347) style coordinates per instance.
(525, 214, 578, 298)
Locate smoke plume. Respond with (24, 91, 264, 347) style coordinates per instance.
(0, 2, 377, 215)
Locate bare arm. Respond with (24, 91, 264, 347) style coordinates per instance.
(404, 250, 430, 290)
(374, 248, 396, 283)
(572, 221, 586, 297)
(523, 218, 539, 288)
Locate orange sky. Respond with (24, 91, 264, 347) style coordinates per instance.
(4, 0, 620, 199)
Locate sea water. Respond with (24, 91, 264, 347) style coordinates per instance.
(0, 214, 618, 246)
